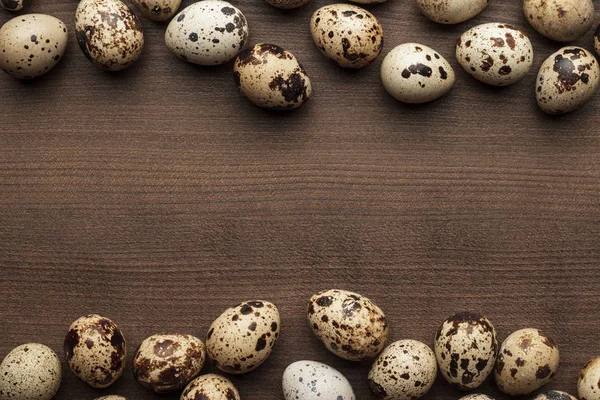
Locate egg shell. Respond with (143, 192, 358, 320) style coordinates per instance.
(434, 312, 497, 390)
(381, 43, 455, 103)
(263, 0, 309, 9)
(132, 0, 182, 21)
(181, 374, 241, 400)
(206, 300, 280, 374)
(95, 397, 127, 400)
(75, 0, 144, 71)
(64, 314, 127, 388)
(310, 4, 384, 69)
(524, 0, 594, 42)
(494, 328, 559, 396)
(536, 46, 600, 115)
(456, 23, 533, 86)
(0, 343, 62, 400)
(459, 395, 495, 400)
(417, 0, 489, 24)
(307, 289, 388, 361)
(578, 357, 600, 400)
(132, 333, 206, 393)
(595, 25, 600, 57)
(368, 339, 438, 400)
(533, 391, 578, 400)
(234, 43, 312, 110)
(0, 14, 68, 80)
(282, 360, 356, 400)
(165, 0, 248, 66)
(0, 0, 23, 11)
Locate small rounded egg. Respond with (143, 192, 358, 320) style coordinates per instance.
(595, 25, 600, 57)
(263, 0, 309, 9)
(283, 360, 356, 400)
(95, 397, 127, 400)
(308, 289, 388, 361)
(132, 0, 182, 21)
(310, 4, 384, 69)
(536, 46, 600, 114)
(64, 314, 127, 388)
(578, 357, 600, 400)
(1, 0, 23, 11)
(523, 0, 594, 42)
(418, 0, 489, 24)
(206, 300, 280, 374)
(494, 328, 559, 396)
(181, 374, 241, 400)
(456, 23, 533, 86)
(381, 43, 455, 103)
(459, 395, 495, 400)
(166, 0, 248, 66)
(368, 340, 438, 400)
(0, 343, 62, 400)
(0, 14, 68, 80)
(534, 391, 578, 400)
(234, 43, 312, 110)
(132, 333, 206, 393)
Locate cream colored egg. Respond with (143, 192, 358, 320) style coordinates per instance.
(534, 391, 578, 400)
(578, 357, 600, 400)
(418, 0, 489, 24)
(310, 4, 384, 69)
(595, 26, 600, 57)
(381, 43, 455, 103)
(494, 328, 559, 396)
(0, 0, 23, 11)
(536, 47, 600, 114)
(283, 360, 356, 400)
(132, 0, 182, 21)
(524, 0, 594, 42)
(181, 374, 240, 400)
(263, 0, 309, 9)
(459, 395, 495, 400)
(0, 14, 68, 79)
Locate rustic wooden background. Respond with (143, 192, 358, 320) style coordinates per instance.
(1, 0, 599, 399)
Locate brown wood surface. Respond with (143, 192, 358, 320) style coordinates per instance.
(1, 0, 599, 399)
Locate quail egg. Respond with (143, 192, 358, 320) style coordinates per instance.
(263, 0, 309, 9)
(536, 46, 600, 114)
(283, 360, 356, 400)
(578, 357, 600, 400)
(308, 289, 388, 361)
(310, 4, 384, 69)
(418, 0, 489, 24)
(524, 0, 594, 42)
(459, 395, 495, 400)
(181, 374, 241, 400)
(494, 328, 559, 396)
(0, 0, 23, 11)
(132, 0, 181, 21)
(95, 397, 127, 400)
(534, 391, 578, 400)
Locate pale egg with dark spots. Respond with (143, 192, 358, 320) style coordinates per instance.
(418, 0, 489, 24)
(132, 0, 182, 21)
(578, 357, 600, 400)
(459, 395, 495, 400)
(0, 0, 23, 11)
(282, 360, 356, 400)
(95, 397, 127, 400)
(524, 0, 594, 42)
(181, 374, 240, 400)
(534, 391, 578, 400)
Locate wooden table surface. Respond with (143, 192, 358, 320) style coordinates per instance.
(1, 1, 599, 399)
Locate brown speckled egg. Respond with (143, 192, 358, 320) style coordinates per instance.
(0, 14, 68, 80)
(578, 357, 600, 400)
(418, 0, 489, 24)
(132, 0, 181, 21)
(76, 0, 144, 71)
(132, 333, 206, 393)
(368, 340, 438, 400)
(263, 0, 309, 9)
(534, 391, 578, 400)
(434, 312, 497, 390)
(310, 4, 383, 69)
(494, 328, 559, 396)
(308, 289, 388, 361)
(64, 314, 127, 388)
(206, 300, 280, 374)
(95, 397, 127, 400)
(0, 343, 62, 400)
(181, 374, 240, 400)
(459, 395, 495, 400)
(0, 0, 23, 11)
(456, 23, 533, 86)
(524, 0, 594, 42)
(234, 43, 312, 110)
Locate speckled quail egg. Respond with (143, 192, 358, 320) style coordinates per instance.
(283, 360, 356, 400)
(76, 0, 144, 71)
(308, 289, 388, 361)
(64, 314, 127, 388)
(459, 395, 495, 400)
(206, 300, 280, 374)
(434, 312, 497, 390)
(456, 23, 533, 86)
(0, 14, 68, 79)
(381, 43, 455, 103)
(494, 328, 560, 396)
(181, 374, 241, 400)
(132, 333, 206, 393)
(95, 397, 127, 400)
(534, 391, 578, 400)
(165, 0, 248, 66)
(368, 340, 438, 400)
(595, 25, 600, 57)
(132, 0, 181, 21)
(578, 357, 600, 400)
(417, 0, 489, 24)
(524, 0, 594, 42)
(234, 43, 312, 110)
(536, 46, 600, 114)
(310, 4, 384, 69)
(0, 0, 23, 11)
(0, 343, 62, 400)
(263, 0, 310, 9)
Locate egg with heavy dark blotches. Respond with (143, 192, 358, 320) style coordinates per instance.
(263, 0, 309, 9)
(459, 395, 495, 400)
(165, 0, 248, 66)
(418, 0, 489, 24)
(132, 0, 181, 21)
(578, 357, 600, 400)
(206, 300, 280, 374)
(536, 46, 600, 115)
(310, 4, 384, 69)
(132, 333, 206, 393)
(494, 328, 559, 396)
(0, 0, 23, 11)
(282, 360, 356, 400)
(434, 312, 497, 390)
(234, 43, 312, 110)
(534, 391, 578, 400)
(524, 0, 594, 42)
(181, 374, 240, 400)
(308, 289, 388, 361)
(64, 314, 127, 388)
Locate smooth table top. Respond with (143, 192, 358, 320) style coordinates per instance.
(1, 1, 599, 399)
